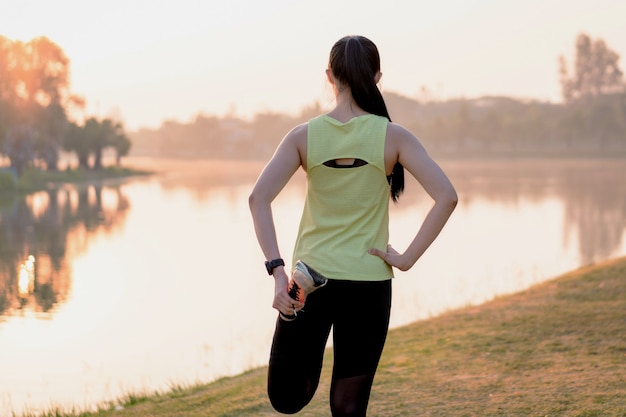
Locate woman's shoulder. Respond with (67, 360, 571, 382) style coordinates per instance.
(386, 122, 415, 141)
(287, 122, 308, 138)
(386, 122, 426, 155)
(282, 122, 309, 148)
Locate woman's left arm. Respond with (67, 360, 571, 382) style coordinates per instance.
(370, 123, 457, 271)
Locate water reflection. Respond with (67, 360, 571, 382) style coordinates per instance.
(17, 256, 35, 299)
(441, 159, 626, 264)
(0, 184, 130, 318)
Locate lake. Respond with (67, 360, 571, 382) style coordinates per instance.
(1, 157, 625, 415)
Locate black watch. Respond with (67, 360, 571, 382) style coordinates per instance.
(265, 258, 285, 275)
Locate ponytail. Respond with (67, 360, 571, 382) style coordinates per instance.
(329, 36, 404, 202)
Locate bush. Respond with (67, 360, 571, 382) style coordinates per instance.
(0, 170, 16, 191)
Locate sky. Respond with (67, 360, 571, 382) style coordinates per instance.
(2, 0, 625, 131)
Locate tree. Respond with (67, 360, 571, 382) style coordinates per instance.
(34, 103, 68, 170)
(0, 36, 19, 153)
(559, 33, 625, 102)
(0, 36, 72, 173)
(92, 119, 126, 169)
(16, 36, 70, 107)
(0, 36, 17, 106)
(111, 130, 131, 165)
(63, 118, 130, 169)
(4, 125, 37, 176)
(63, 122, 91, 169)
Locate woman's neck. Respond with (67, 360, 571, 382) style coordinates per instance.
(327, 90, 368, 122)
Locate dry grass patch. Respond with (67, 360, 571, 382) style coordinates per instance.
(369, 257, 626, 416)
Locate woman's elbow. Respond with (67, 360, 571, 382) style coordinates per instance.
(248, 190, 259, 211)
(248, 189, 269, 212)
(441, 188, 458, 212)
(449, 190, 459, 209)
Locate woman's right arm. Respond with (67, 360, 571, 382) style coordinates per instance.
(249, 124, 307, 315)
(369, 124, 458, 271)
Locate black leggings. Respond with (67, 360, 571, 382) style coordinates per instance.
(268, 279, 392, 416)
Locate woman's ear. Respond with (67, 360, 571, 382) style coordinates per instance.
(375, 71, 382, 84)
(325, 68, 335, 85)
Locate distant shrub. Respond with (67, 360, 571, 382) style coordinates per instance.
(0, 171, 16, 191)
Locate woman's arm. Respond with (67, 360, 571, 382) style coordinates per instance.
(369, 124, 458, 271)
(249, 124, 307, 314)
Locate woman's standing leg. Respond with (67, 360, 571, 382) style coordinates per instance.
(329, 280, 392, 417)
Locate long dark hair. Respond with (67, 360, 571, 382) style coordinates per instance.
(328, 35, 404, 202)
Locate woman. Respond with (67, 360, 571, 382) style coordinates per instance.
(249, 35, 457, 416)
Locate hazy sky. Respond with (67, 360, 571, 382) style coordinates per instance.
(2, 0, 625, 130)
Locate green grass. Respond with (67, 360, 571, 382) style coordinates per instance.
(16, 257, 626, 416)
(0, 166, 152, 194)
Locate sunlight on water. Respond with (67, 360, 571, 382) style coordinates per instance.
(18, 256, 36, 297)
(1, 158, 625, 415)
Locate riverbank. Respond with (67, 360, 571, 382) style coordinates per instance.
(0, 165, 152, 194)
(19, 257, 626, 416)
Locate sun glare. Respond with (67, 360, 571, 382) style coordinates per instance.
(18, 255, 36, 297)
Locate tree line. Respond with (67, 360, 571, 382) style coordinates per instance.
(2, 33, 624, 177)
(0, 36, 131, 177)
(130, 33, 626, 160)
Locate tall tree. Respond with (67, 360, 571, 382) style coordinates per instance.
(0, 36, 18, 153)
(0, 36, 73, 173)
(63, 118, 129, 170)
(92, 119, 123, 170)
(4, 125, 37, 176)
(559, 33, 625, 102)
(0, 36, 17, 106)
(34, 103, 68, 170)
(63, 121, 91, 169)
(16, 36, 70, 107)
(111, 129, 131, 165)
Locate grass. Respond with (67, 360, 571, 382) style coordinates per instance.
(15, 257, 626, 416)
(0, 165, 152, 194)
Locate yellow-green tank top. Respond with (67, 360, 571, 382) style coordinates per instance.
(292, 114, 394, 281)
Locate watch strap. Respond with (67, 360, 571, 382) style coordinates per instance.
(265, 258, 285, 275)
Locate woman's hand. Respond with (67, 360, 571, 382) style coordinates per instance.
(272, 268, 305, 316)
(368, 244, 412, 271)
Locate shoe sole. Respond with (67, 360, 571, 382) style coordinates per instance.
(293, 260, 327, 294)
(281, 261, 328, 321)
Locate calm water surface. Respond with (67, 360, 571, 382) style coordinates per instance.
(1, 157, 625, 415)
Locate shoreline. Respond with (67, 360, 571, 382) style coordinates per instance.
(0, 165, 153, 195)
